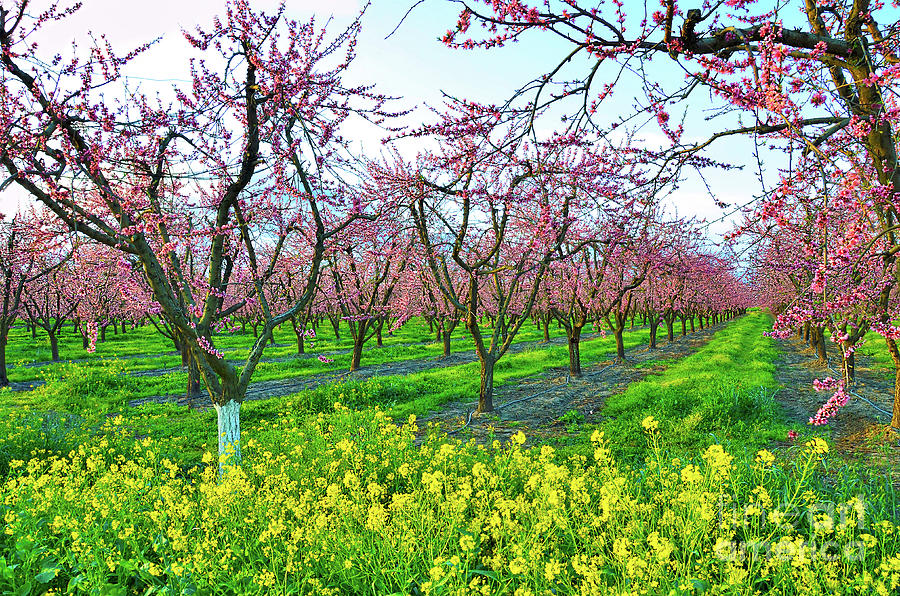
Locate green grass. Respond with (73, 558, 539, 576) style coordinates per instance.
(595, 310, 804, 462)
(4, 316, 579, 385)
(0, 324, 656, 467)
(7, 316, 570, 365)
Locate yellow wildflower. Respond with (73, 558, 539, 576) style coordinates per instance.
(805, 437, 829, 456)
(755, 449, 775, 467)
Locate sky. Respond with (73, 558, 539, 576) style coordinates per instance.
(0, 0, 778, 247)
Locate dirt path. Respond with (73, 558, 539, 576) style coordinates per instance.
(417, 322, 728, 446)
(126, 328, 621, 409)
(773, 337, 899, 464)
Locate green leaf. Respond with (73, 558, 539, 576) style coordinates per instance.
(466, 568, 499, 581)
(67, 574, 86, 593)
(0, 556, 16, 581)
(98, 584, 128, 596)
(35, 567, 58, 583)
(691, 578, 712, 593)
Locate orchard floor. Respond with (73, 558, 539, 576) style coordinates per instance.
(126, 328, 616, 409)
(8, 333, 475, 386)
(773, 336, 900, 469)
(419, 322, 727, 446)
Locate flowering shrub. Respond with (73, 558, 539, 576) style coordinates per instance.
(1, 407, 898, 594)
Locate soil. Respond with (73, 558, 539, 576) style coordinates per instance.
(772, 336, 900, 468)
(415, 323, 727, 446)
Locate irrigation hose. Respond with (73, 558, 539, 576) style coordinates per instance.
(823, 364, 894, 421)
(847, 389, 894, 420)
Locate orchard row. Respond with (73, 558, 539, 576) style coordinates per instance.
(2, 0, 899, 462)
(0, 205, 750, 410)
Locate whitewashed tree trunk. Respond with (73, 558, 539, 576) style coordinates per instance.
(215, 399, 241, 470)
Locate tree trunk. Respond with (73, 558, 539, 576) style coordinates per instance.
(100, 324, 107, 342)
(290, 316, 306, 355)
(329, 315, 341, 341)
(477, 356, 495, 413)
(666, 317, 675, 342)
(187, 363, 201, 406)
(690, 317, 695, 333)
(0, 333, 8, 387)
(442, 328, 452, 357)
(614, 325, 626, 362)
(842, 350, 855, 386)
(543, 318, 550, 343)
(698, 316, 704, 330)
(376, 321, 384, 347)
(885, 337, 900, 429)
(184, 350, 202, 406)
(680, 317, 687, 336)
(649, 316, 659, 349)
(814, 327, 827, 365)
(613, 312, 627, 362)
(49, 331, 59, 361)
(567, 326, 582, 377)
(214, 398, 242, 470)
(30, 324, 36, 339)
(350, 322, 367, 372)
(122, 320, 127, 334)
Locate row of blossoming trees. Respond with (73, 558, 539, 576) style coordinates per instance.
(0, 163, 751, 431)
(6, 0, 892, 462)
(431, 0, 900, 431)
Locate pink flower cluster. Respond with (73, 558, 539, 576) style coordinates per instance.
(197, 336, 224, 359)
(85, 321, 99, 354)
(809, 377, 849, 426)
(317, 355, 334, 363)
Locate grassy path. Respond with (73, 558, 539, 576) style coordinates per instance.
(417, 318, 732, 446)
(594, 310, 792, 461)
